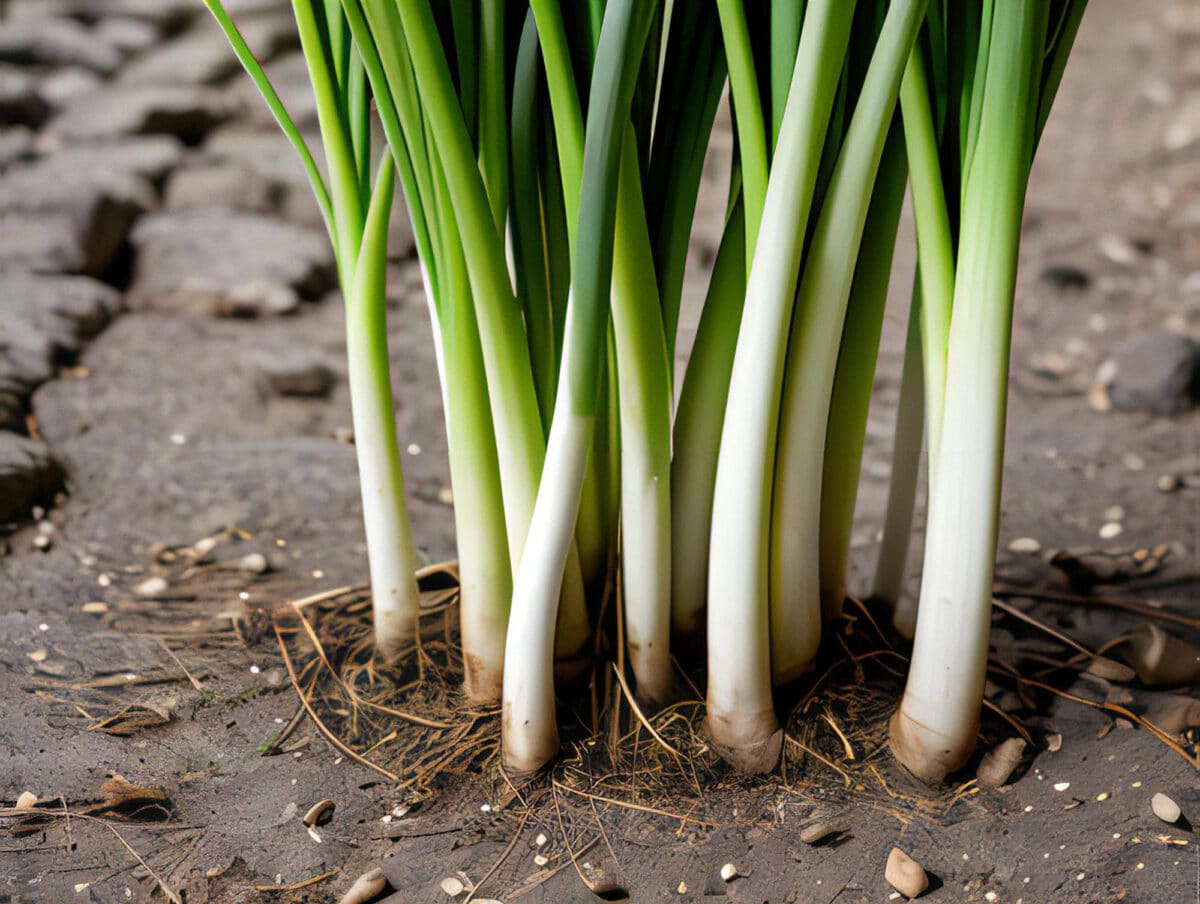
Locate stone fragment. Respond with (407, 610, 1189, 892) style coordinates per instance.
(0, 434, 64, 525)
(47, 86, 235, 143)
(977, 737, 1026, 788)
(257, 353, 336, 398)
(127, 208, 333, 317)
(36, 67, 102, 110)
(885, 847, 929, 899)
(1094, 329, 1199, 416)
(0, 18, 121, 74)
(1151, 792, 1181, 825)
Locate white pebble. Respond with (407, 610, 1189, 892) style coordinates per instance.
(1152, 792, 1181, 824)
(535, 833, 547, 847)
(1008, 537, 1041, 554)
(1098, 522, 1123, 540)
(250, 665, 260, 674)
(440, 876, 464, 896)
(1054, 782, 1070, 791)
(719, 863, 738, 882)
(533, 854, 548, 867)
(170, 433, 187, 445)
(406, 443, 421, 455)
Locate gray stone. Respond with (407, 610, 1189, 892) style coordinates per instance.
(0, 433, 64, 525)
(1097, 329, 1200, 416)
(118, 13, 298, 87)
(7, 0, 197, 31)
(31, 136, 186, 183)
(0, 211, 93, 274)
(47, 85, 236, 143)
(164, 161, 279, 214)
(0, 65, 48, 126)
(257, 352, 336, 398)
(92, 18, 159, 56)
(0, 147, 159, 275)
(37, 67, 103, 109)
(0, 18, 121, 75)
(198, 126, 323, 225)
(127, 208, 333, 317)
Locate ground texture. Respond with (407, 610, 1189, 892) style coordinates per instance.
(0, 1, 1198, 902)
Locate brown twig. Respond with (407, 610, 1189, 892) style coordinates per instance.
(251, 868, 339, 892)
(74, 814, 180, 904)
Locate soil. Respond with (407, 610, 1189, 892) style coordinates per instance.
(2, 2, 1198, 903)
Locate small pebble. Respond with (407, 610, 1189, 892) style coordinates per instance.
(1156, 474, 1180, 493)
(81, 601, 108, 615)
(135, 576, 168, 596)
(885, 848, 928, 899)
(1152, 792, 1181, 824)
(1076, 872, 1086, 881)
(719, 863, 738, 882)
(1103, 505, 1125, 521)
(985, 892, 998, 903)
(1008, 537, 1041, 554)
(1098, 522, 1123, 540)
(32, 533, 52, 551)
(677, 881, 687, 894)
(15, 791, 36, 810)
(1046, 733, 1063, 752)
(250, 665, 260, 674)
(406, 443, 421, 455)
(1054, 782, 1071, 792)
(1096, 792, 1109, 801)
(438, 486, 454, 505)
(1122, 453, 1146, 471)
(338, 868, 386, 904)
(535, 833, 547, 847)
(800, 821, 843, 844)
(533, 854, 548, 867)
(235, 552, 268, 574)
(170, 433, 187, 445)
(978, 737, 1026, 787)
(439, 876, 464, 896)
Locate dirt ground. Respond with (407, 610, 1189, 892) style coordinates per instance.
(1, 1, 1198, 902)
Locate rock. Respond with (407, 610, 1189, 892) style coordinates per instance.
(885, 848, 928, 899)
(93, 18, 159, 56)
(127, 208, 333, 318)
(0, 18, 121, 75)
(14, 791, 36, 810)
(0, 148, 156, 276)
(38, 136, 186, 184)
(0, 271, 121, 358)
(0, 66, 49, 126)
(6, 0, 198, 31)
(1124, 624, 1200, 686)
(0, 434, 64, 525)
(1144, 695, 1200, 734)
(799, 820, 846, 844)
(194, 126, 323, 225)
(47, 86, 235, 143)
(257, 353, 336, 398)
(116, 12, 298, 87)
(1007, 537, 1041, 554)
(0, 210, 96, 274)
(164, 161, 280, 215)
(339, 868, 388, 904)
(976, 737, 1026, 788)
(37, 67, 103, 110)
(1094, 329, 1200, 416)
(439, 876, 464, 896)
(1151, 792, 1182, 825)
